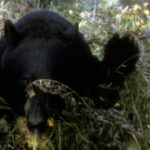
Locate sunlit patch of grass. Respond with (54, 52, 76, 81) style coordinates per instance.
(120, 58, 150, 149)
(0, 1, 149, 149)
(15, 117, 56, 150)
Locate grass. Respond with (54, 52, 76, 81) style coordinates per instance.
(0, 1, 150, 150)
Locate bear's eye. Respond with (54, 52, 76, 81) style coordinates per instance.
(21, 75, 31, 86)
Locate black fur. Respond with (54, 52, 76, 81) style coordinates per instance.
(0, 9, 139, 129)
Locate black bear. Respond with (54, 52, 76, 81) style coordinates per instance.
(0, 9, 139, 129)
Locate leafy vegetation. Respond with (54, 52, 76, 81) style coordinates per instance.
(0, 0, 149, 150)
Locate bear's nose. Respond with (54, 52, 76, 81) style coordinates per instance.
(27, 116, 46, 131)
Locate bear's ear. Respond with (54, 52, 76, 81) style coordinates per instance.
(63, 23, 79, 42)
(4, 19, 23, 46)
(4, 19, 19, 38)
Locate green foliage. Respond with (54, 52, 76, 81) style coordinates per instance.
(0, 1, 149, 150)
(0, 97, 11, 110)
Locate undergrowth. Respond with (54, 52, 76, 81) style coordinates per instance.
(0, 1, 149, 150)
